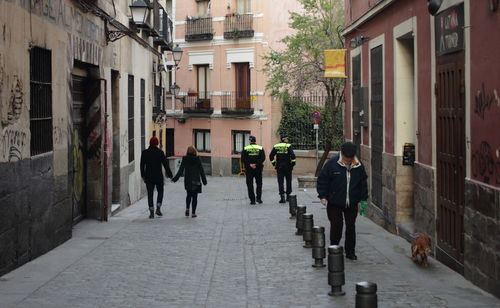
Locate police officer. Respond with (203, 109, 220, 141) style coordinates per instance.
(241, 135, 265, 204)
(270, 135, 296, 203)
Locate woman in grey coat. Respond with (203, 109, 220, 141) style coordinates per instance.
(172, 146, 207, 217)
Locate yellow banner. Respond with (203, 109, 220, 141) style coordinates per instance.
(324, 49, 347, 78)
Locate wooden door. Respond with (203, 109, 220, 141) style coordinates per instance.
(370, 46, 383, 208)
(235, 63, 250, 109)
(71, 71, 88, 223)
(436, 51, 465, 267)
(352, 55, 362, 155)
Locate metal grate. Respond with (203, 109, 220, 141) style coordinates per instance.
(30, 47, 53, 156)
(128, 75, 134, 163)
(140, 79, 145, 151)
(185, 17, 213, 41)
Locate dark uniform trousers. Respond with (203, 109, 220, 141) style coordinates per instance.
(277, 168, 292, 196)
(246, 167, 263, 202)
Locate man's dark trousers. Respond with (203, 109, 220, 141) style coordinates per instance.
(246, 168, 262, 202)
(277, 168, 292, 196)
(146, 182, 164, 209)
(327, 204, 358, 254)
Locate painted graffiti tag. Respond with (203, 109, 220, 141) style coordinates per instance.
(471, 141, 500, 186)
(6, 76, 23, 124)
(72, 129, 84, 202)
(474, 83, 499, 120)
(1, 128, 27, 161)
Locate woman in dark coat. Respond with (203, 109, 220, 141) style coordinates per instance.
(172, 146, 207, 217)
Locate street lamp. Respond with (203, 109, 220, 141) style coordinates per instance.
(130, 0, 150, 26)
(170, 83, 180, 96)
(172, 44, 183, 66)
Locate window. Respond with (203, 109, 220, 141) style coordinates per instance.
(237, 0, 251, 14)
(197, 65, 211, 99)
(194, 129, 211, 153)
(140, 78, 145, 151)
(128, 75, 134, 163)
(232, 130, 250, 154)
(197, 1, 211, 16)
(30, 47, 53, 156)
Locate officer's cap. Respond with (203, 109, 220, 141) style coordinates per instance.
(249, 135, 257, 143)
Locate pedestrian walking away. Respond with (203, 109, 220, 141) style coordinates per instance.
(270, 135, 296, 203)
(241, 135, 265, 205)
(316, 142, 368, 260)
(140, 136, 173, 219)
(172, 146, 207, 218)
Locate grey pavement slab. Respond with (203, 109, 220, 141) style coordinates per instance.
(1, 176, 499, 308)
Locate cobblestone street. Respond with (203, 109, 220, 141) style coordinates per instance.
(1, 177, 499, 308)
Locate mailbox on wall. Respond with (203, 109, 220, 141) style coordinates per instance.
(403, 143, 415, 166)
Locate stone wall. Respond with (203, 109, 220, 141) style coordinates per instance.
(413, 162, 436, 245)
(0, 154, 72, 276)
(464, 179, 500, 298)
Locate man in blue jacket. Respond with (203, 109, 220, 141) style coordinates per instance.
(317, 142, 368, 260)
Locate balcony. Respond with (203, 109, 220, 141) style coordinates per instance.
(221, 91, 254, 115)
(154, 6, 173, 51)
(224, 14, 254, 39)
(185, 17, 213, 41)
(183, 92, 214, 114)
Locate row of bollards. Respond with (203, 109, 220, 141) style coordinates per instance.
(288, 194, 378, 307)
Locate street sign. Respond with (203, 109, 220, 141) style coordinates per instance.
(312, 110, 321, 124)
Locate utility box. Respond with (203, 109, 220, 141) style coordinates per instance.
(402, 143, 415, 166)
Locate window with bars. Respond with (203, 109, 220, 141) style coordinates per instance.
(30, 47, 53, 156)
(232, 130, 250, 154)
(128, 75, 135, 163)
(194, 129, 211, 153)
(140, 79, 145, 151)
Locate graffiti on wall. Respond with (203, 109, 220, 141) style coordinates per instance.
(5, 76, 23, 125)
(1, 127, 27, 161)
(474, 83, 499, 120)
(3, 0, 104, 44)
(472, 141, 500, 186)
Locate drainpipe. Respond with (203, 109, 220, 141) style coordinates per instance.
(98, 78, 109, 221)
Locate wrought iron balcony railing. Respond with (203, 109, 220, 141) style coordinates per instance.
(224, 14, 254, 39)
(220, 91, 254, 115)
(183, 92, 213, 114)
(185, 17, 213, 41)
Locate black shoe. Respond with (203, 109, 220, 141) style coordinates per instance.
(250, 201, 256, 205)
(279, 195, 286, 203)
(155, 208, 163, 216)
(346, 253, 357, 260)
(257, 199, 263, 204)
(286, 194, 290, 202)
(149, 210, 154, 219)
(185, 209, 189, 217)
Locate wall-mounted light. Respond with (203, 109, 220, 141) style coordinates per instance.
(130, 0, 150, 26)
(349, 36, 367, 48)
(171, 44, 183, 66)
(428, 0, 443, 16)
(170, 82, 180, 96)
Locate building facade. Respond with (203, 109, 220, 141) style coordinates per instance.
(163, 0, 302, 176)
(343, 0, 500, 297)
(0, 0, 173, 275)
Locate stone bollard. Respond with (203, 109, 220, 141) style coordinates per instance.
(295, 205, 306, 236)
(355, 282, 377, 308)
(288, 194, 298, 219)
(327, 245, 346, 296)
(302, 213, 314, 248)
(312, 226, 326, 267)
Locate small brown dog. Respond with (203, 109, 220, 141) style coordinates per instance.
(411, 233, 431, 267)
